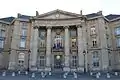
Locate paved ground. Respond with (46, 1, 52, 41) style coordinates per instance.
(0, 71, 120, 80)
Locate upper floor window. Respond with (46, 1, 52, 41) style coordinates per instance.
(21, 28, 27, 36)
(20, 36, 26, 48)
(0, 29, 5, 37)
(0, 39, 4, 48)
(39, 31, 46, 48)
(71, 38, 77, 47)
(53, 35, 63, 49)
(92, 51, 99, 67)
(115, 27, 120, 35)
(116, 37, 120, 47)
(92, 38, 97, 47)
(90, 26, 96, 35)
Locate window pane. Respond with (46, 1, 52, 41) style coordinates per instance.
(0, 40, 4, 48)
(21, 29, 27, 36)
(117, 38, 120, 47)
(115, 27, 120, 35)
(20, 37, 26, 48)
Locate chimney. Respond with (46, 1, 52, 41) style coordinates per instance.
(36, 11, 39, 16)
(80, 10, 83, 15)
(17, 13, 21, 18)
(97, 11, 102, 15)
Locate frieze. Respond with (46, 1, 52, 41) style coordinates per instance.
(34, 18, 83, 27)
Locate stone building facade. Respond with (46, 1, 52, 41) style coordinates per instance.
(0, 9, 120, 72)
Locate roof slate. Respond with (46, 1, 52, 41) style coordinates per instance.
(105, 14, 120, 20)
(0, 17, 15, 23)
(18, 15, 31, 19)
(86, 13, 101, 18)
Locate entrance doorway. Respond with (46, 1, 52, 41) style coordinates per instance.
(54, 55, 63, 69)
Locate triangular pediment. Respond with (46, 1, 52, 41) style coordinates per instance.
(35, 9, 81, 19)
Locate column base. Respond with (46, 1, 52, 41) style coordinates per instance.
(45, 67, 51, 71)
(63, 67, 70, 72)
(77, 67, 84, 72)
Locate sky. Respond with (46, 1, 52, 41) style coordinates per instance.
(0, 0, 120, 18)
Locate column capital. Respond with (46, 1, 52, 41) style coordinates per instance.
(63, 26, 69, 29)
(76, 25, 82, 28)
(46, 26, 52, 29)
(33, 26, 39, 29)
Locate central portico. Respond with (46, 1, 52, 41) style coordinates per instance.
(30, 9, 87, 72)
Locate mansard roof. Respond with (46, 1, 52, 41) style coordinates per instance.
(105, 14, 120, 21)
(86, 13, 101, 18)
(0, 17, 15, 23)
(17, 13, 31, 19)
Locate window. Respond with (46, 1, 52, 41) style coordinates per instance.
(71, 55, 78, 67)
(92, 51, 99, 67)
(92, 38, 97, 47)
(0, 39, 4, 48)
(21, 28, 27, 36)
(0, 29, 5, 37)
(20, 37, 26, 48)
(91, 26, 96, 35)
(53, 35, 63, 49)
(116, 37, 120, 47)
(37, 55, 45, 68)
(39, 31, 46, 48)
(115, 27, 120, 35)
(18, 53, 25, 65)
(71, 38, 76, 47)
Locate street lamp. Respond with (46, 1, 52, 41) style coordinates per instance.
(27, 49, 31, 72)
(83, 50, 86, 73)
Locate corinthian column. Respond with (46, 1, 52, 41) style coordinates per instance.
(63, 26, 70, 71)
(30, 26, 39, 71)
(45, 26, 52, 71)
(77, 25, 84, 72)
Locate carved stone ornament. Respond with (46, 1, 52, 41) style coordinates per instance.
(56, 29, 62, 35)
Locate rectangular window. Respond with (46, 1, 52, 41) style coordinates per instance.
(92, 38, 97, 47)
(115, 27, 120, 35)
(0, 29, 5, 37)
(92, 51, 99, 67)
(116, 37, 120, 47)
(91, 26, 96, 35)
(0, 40, 4, 48)
(71, 55, 77, 67)
(21, 28, 27, 36)
(37, 55, 45, 68)
(20, 37, 26, 48)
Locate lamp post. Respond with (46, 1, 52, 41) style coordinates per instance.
(83, 50, 86, 73)
(27, 49, 31, 72)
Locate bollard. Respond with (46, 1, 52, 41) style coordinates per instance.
(12, 72, 15, 76)
(48, 72, 51, 76)
(25, 71, 28, 75)
(2, 71, 6, 76)
(96, 73, 99, 79)
(18, 71, 21, 74)
(115, 72, 118, 76)
(90, 72, 93, 76)
(73, 72, 77, 79)
(63, 74, 67, 78)
(31, 73, 35, 78)
(98, 72, 101, 76)
(107, 73, 110, 78)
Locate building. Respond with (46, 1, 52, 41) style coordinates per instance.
(0, 9, 120, 72)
